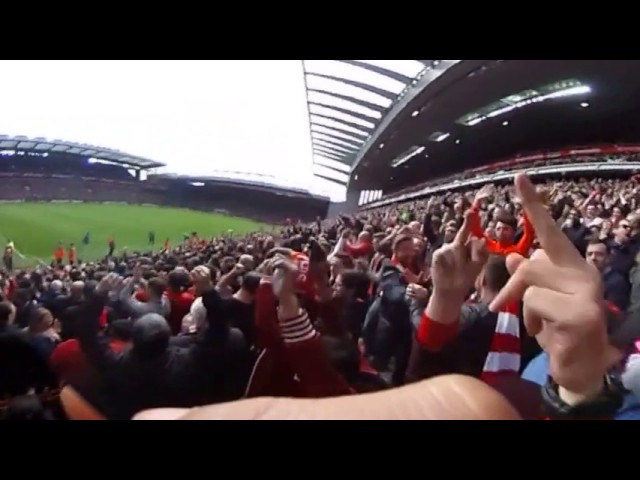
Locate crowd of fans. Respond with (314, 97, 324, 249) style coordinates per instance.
(0, 173, 326, 223)
(389, 150, 640, 200)
(1, 170, 640, 420)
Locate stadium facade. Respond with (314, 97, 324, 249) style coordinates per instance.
(302, 60, 640, 214)
(0, 135, 329, 223)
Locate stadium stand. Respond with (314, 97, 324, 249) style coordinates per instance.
(0, 136, 328, 223)
(3, 60, 640, 422)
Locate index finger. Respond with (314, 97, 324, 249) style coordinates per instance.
(514, 173, 583, 266)
(454, 210, 473, 246)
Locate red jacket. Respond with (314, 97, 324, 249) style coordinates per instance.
(344, 240, 373, 259)
(246, 284, 352, 398)
(469, 205, 535, 256)
(165, 290, 195, 335)
(50, 338, 127, 386)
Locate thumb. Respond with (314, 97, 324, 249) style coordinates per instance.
(134, 375, 521, 420)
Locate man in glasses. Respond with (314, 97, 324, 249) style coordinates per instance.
(607, 218, 638, 276)
(586, 239, 630, 311)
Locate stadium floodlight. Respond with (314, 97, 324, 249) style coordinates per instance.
(456, 80, 591, 127)
(391, 145, 426, 168)
(428, 132, 450, 142)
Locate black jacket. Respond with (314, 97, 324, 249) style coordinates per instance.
(362, 262, 412, 386)
(603, 267, 631, 312)
(406, 302, 499, 382)
(76, 289, 252, 420)
(0, 325, 58, 398)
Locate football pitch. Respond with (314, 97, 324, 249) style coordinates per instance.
(0, 203, 270, 268)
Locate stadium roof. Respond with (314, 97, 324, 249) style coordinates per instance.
(348, 60, 640, 193)
(302, 60, 449, 187)
(0, 134, 165, 169)
(153, 172, 330, 200)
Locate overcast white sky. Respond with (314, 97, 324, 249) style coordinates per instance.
(0, 60, 346, 201)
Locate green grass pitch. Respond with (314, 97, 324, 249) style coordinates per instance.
(0, 203, 270, 268)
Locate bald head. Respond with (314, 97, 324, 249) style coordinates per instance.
(239, 254, 255, 270)
(132, 313, 171, 358)
(357, 231, 371, 243)
(408, 221, 422, 234)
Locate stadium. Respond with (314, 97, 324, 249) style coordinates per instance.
(0, 135, 329, 265)
(3, 60, 640, 422)
(8, 60, 640, 264)
(302, 60, 640, 210)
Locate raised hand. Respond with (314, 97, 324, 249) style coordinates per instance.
(490, 173, 610, 403)
(271, 254, 298, 300)
(431, 211, 488, 300)
(474, 184, 495, 205)
(97, 272, 123, 295)
(407, 283, 429, 302)
(426, 211, 488, 326)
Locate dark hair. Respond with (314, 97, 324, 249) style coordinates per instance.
(376, 235, 393, 257)
(94, 271, 107, 283)
(241, 272, 261, 294)
(108, 319, 133, 342)
(340, 269, 371, 300)
(147, 277, 167, 298)
(12, 288, 33, 306)
(142, 270, 157, 281)
(83, 280, 98, 297)
(167, 270, 190, 291)
(484, 255, 510, 293)
(392, 234, 413, 252)
(496, 213, 517, 230)
(586, 237, 610, 253)
(69, 270, 82, 282)
(308, 239, 327, 263)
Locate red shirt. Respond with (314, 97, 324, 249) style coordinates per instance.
(50, 338, 127, 386)
(165, 290, 195, 335)
(344, 240, 373, 258)
(292, 252, 314, 299)
(134, 289, 149, 302)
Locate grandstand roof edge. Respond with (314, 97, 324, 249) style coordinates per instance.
(0, 134, 165, 169)
(349, 60, 480, 175)
(151, 173, 331, 201)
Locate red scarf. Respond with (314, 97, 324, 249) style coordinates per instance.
(481, 301, 521, 383)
